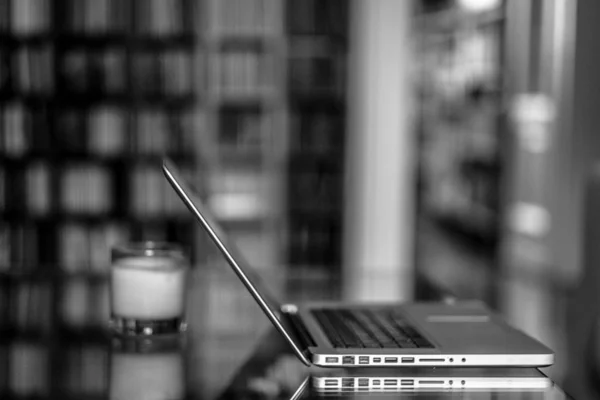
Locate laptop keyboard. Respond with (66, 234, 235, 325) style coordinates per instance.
(312, 309, 435, 349)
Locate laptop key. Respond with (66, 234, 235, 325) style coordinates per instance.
(322, 310, 364, 348)
(367, 311, 424, 348)
(313, 308, 433, 349)
(356, 311, 400, 346)
(340, 311, 383, 349)
(312, 310, 346, 348)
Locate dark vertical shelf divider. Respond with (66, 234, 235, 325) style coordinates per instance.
(285, 0, 349, 287)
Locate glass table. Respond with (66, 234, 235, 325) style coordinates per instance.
(1, 267, 576, 399)
(1, 326, 573, 399)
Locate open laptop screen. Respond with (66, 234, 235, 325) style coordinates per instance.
(162, 158, 311, 365)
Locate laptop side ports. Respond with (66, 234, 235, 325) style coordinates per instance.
(342, 356, 355, 365)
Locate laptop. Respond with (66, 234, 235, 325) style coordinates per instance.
(162, 159, 554, 368)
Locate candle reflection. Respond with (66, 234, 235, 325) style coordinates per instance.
(109, 335, 186, 400)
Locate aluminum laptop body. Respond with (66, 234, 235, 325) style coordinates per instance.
(162, 159, 554, 368)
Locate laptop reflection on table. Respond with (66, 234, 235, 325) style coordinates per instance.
(290, 368, 562, 398)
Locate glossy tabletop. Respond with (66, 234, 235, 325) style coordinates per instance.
(1, 267, 575, 399)
(2, 325, 574, 400)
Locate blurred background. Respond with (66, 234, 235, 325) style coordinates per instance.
(1, 0, 600, 399)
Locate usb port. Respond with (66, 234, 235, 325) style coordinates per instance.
(401, 379, 414, 386)
(373, 379, 381, 385)
(401, 357, 415, 363)
(358, 356, 369, 365)
(342, 356, 355, 365)
(372, 357, 382, 363)
(384, 379, 397, 386)
(325, 357, 339, 364)
(384, 357, 398, 364)
(324, 379, 337, 386)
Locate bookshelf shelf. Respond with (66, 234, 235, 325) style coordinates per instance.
(0, 329, 53, 344)
(209, 92, 279, 107)
(283, 0, 348, 276)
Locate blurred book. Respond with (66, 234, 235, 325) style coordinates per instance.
(138, 0, 184, 36)
(25, 162, 51, 215)
(289, 38, 345, 96)
(136, 110, 169, 155)
(161, 50, 192, 96)
(133, 51, 159, 96)
(0, 225, 9, 271)
(62, 345, 109, 395)
(90, 281, 110, 327)
(288, 170, 339, 213)
(10, 224, 38, 271)
(287, 0, 348, 36)
(11, 0, 50, 35)
(210, 0, 280, 37)
(0, 167, 4, 213)
(288, 216, 340, 266)
(60, 279, 90, 328)
(0, 1, 8, 32)
(95, 48, 126, 94)
(218, 106, 271, 154)
(214, 50, 276, 98)
(15, 45, 54, 94)
(59, 223, 90, 273)
(61, 50, 89, 93)
(289, 110, 343, 155)
(89, 223, 129, 273)
(2, 103, 29, 157)
(130, 166, 164, 216)
(9, 343, 49, 396)
(61, 165, 113, 214)
(82, 0, 110, 33)
(88, 106, 127, 156)
(56, 110, 86, 153)
(11, 281, 53, 333)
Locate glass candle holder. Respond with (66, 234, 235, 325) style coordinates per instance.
(110, 242, 188, 336)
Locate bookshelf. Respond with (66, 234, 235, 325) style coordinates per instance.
(413, 2, 505, 304)
(285, 0, 348, 288)
(0, 0, 198, 397)
(0, 0, 351, 396)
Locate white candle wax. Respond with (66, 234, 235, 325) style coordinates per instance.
(111, 257, 186, 320)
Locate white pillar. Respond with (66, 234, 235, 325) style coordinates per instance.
(343, 0, 415, 302)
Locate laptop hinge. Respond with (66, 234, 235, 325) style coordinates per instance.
(286, 312, 316, 348)
(282, 307, 316, 363)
